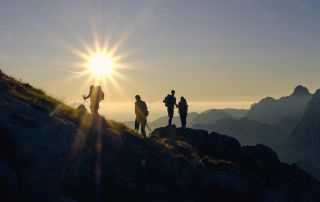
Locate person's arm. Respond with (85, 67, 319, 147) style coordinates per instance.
(135, 102, 138, 115)
(83, 88, 92, 100)
(83, 95, 89, 100)
(175, 98, 178, 107)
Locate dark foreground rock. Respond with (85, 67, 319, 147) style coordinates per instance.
(1, 70, 320, 202)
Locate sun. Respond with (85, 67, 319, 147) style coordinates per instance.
(89, 54, 113, 77)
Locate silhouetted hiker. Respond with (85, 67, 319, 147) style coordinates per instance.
(83, 85, 104, 115)
(163, 90, 177, 126)
(135, 95, 149, 138)
(177, 97, 188, 128)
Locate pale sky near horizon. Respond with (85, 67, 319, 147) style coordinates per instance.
(1, 0, 320, 121)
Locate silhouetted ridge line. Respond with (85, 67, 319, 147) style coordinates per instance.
(1, 70, 320, 201)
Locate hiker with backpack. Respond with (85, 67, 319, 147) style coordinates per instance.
(163, 90, 178, 126)
(83, 85, 104, 115)
(177, 97, 188, 128)
(135, 95, 149, 138)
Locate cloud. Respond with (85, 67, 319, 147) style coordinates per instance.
(13, 67, 82, 75)
(2, 35, 12, 40)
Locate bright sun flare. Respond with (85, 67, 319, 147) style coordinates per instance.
(89, 54, 113, 77)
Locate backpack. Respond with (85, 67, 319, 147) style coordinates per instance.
(164, 95, 175, 107)
(96, 86, 104, 101)
(178, 100, 188, 114)
(140, 101, 149, 117)
(164, 95, 169, 107)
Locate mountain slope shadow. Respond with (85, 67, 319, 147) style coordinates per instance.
(1, 70, 320, 202)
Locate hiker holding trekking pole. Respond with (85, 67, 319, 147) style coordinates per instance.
(134, 95, 149, 138)
(83, 85, 104, 115)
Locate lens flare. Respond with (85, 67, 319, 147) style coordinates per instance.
(90, 54, 113, 77)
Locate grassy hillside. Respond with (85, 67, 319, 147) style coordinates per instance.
(0, 70, 77, 121)
(0, 69, 132, 134)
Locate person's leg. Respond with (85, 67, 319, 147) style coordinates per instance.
(96, 102, 100, 115)
(141, 118, 147, 138)
(179, 114, 184, 128)
(91, 101, 99, 115)
(135, 116, 140, 132)
(90, 104, 95, 115)
(168, 107, 174, 126)
(182, 114, 187, 128)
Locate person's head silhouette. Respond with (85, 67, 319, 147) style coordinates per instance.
(171, 90, 175, 96)
(135, 95, 141, 101)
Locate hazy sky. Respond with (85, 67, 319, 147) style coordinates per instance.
(1, 0, 320, 120)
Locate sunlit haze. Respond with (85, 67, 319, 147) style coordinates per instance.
(89, 54, 113, 77)
(1, 0, 320, 121)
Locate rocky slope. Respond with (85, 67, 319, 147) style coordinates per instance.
(1, 70, 320, 202)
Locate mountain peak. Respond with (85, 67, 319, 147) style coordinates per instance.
(315, 89, 320, 96)
(292, 85, 311, 96)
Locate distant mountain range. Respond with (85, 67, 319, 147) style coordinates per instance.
(193, 117, 290, 148)
(191, 85, 320, 181)
(290, 89, 320, 180)
(246, 85, 313, 132)
(292, 89, 320, 146)
(124, 109, 248, 129)
(192, 85, 313, 148)
(124, 112, 199, 130)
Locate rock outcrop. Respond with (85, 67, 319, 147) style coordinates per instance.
(192, 118, 290, 160)
(151, 126, 320, 202)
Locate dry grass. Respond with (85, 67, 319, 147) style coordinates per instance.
(0, 69, 136, 135)
(107, 120, 137, 136)
(1, 70, 83, 124)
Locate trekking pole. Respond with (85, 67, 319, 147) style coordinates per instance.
(146, 123, 152, 132)
(82, 95, 88, 106)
